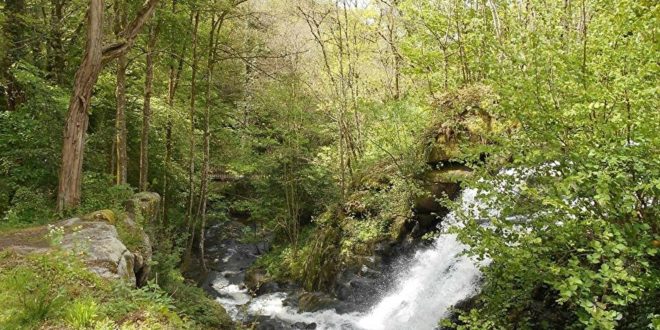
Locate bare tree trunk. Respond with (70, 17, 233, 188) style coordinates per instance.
(199, 12, 224, 271)
(114, 54, 128, 185)
(57, 0, 104, 211)
(185, 11, 200, 255)
(114, 0, 128, 185)
(57, 0, 160, 211)
(140, 24, 158, 191)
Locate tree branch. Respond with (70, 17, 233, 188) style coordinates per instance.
(102, 0, 160, 64)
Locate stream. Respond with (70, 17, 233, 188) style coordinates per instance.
(203, 189, 486, 330)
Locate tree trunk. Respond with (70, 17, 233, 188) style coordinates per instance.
(140, 24, 158, 191)
(114, 0, 128, 185)
(57, 0, 160, 211)
(57, 0, 104, 211)
(161, 0, 186, 225)
(185, 11, 200, 254)
(114, 53, 128, 185)
(47, 0, 66, 83)
(198, 13, 223, 271)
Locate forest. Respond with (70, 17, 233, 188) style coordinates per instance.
(0, 0, 658, 329)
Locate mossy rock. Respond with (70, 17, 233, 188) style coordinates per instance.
(297, 292, 336, 313)
(123, 192, 161, 225)
(390, 216, 409, 241)
(83, 209, 117, 225)
(245, 267, 269, 294)
(424, 84, 501, 165)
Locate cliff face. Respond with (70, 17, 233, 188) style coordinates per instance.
(0, 192, 160, 287)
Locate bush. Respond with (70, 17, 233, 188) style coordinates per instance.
(1, 186, 55, 228)
(80, 172, 134, 214)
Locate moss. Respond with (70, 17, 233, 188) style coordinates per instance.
(389, 215, 409, 241)
(83, 209, 117, 225)
(124, 192, 160, 226)
(116, 220, 145, 255)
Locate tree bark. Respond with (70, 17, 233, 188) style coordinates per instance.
(140, 24, 158, 191)
(114, 0, 128, 185)
(198, 12, 224, 271)
(185, 11, 200, 253)
(57, 0, 160, 211)
(57, 0, 104, 211)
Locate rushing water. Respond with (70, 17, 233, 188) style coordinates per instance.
(212, 189, 486, 329)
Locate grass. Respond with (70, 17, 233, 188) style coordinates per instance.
(0, 250, 233, 329)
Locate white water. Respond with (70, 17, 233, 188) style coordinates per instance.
(214, 189, 487, 329)
(356, 234, 482, 330)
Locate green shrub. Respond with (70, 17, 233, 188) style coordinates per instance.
(79, 172, 134, 214)
(1, 187, 55, 228)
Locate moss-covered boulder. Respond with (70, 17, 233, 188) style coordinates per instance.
(0, 193, 161, 287)
(245, 267, 269, 294)
(121, 192, 160, 286)
(414, 166, 472, 214)
(424, 84, 500, 165)
(123, 192, 160, 225)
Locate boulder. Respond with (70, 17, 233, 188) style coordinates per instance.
(414, 166, 472, 214)
(59, 217, 137, 285)
(121, 192, 159, 286)
(245, 267, 269, 294)
(425, 84, 499, 166)
(0, 193, 161, 287)
(123, 192, 160, 224)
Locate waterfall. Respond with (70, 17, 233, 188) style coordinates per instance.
(213, 188, 487, 329)
(356, 188, 485, 329)
(356, 233, 481, 329)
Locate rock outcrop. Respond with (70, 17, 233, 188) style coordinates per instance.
(0, 192, 160, 287)
(409, 84, 501, 237)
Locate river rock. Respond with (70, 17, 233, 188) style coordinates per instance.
(293, 322, 318, 329)
(297, 292, 337, 313)
(245, 267, 269, 293)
